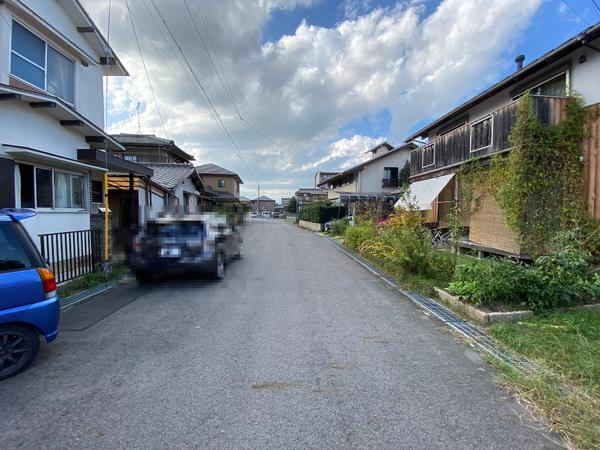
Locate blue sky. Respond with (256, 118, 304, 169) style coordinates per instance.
(262, 0, 596, 142)
(87, 0, 600, 199)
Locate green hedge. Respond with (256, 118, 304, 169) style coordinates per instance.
(298, 203, 347, 224)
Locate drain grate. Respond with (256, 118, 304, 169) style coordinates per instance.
(326, 237, 541, 374)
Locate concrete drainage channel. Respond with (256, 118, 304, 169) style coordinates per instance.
(60, 283, 113, 310)
(325, 236, 541, 375)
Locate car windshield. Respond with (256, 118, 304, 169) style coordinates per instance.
(146, 221, 205, 238)
(0, 222, 40, 273)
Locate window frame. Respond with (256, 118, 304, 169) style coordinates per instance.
(217, 179, 225, 188)
(9, 18, 76, 105)
(16, 162, 88, 211)
(421, 144, 435, 168)
(469, 115, 493, 153)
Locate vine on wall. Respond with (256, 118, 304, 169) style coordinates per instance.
(453, 94, 588, 257)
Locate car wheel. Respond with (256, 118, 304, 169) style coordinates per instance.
(135, 271, 153, 284)
(0, 325, 40, 381)
(211, 253, 225, 279)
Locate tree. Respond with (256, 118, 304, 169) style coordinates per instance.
(398, 160, 410, 186)
(287, 197, 297, 213)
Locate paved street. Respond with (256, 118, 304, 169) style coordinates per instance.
(0, 219, 557, 449)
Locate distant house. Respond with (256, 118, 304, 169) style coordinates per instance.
(403, 22, 600, 256)
(110, 134, 208, 226)
(251, 196, 276, 213)
(281, 198, 290, 209)
(318, 142, 417, 204)
(195, 163, 243, 205)
(314, 171, 340, 188)
(294, 188, 327, 208)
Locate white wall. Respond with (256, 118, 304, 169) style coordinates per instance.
(0, 2, 106, 126)
(358, 150, 411, 193)
(0, 102, 88, 160)
(21, 210, 91, 250)
(173, 177, 199, 213)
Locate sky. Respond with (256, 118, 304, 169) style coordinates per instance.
(79, 0, 598, 201)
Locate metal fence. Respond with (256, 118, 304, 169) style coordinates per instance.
(39, 229, 102, 284)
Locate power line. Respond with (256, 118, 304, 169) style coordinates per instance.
(591, 0, 600, 16)
(561, 0, 592, 25)
(149, 0, 256, 181)
(183, 0, 297, 158)
(124, 0, 169, 138)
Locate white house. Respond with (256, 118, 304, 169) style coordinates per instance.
(0, 0, 128, 252)
(317, 142, 417, 203)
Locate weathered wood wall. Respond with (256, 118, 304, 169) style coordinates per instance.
(411, 96, 569, 179)
(582, 103, 600, 218)
(468, 189, 522, 256)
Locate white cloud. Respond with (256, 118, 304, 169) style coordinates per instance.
(301, 134, 385, 170)
(81, 0, 542, 200)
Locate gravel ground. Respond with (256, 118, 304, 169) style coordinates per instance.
(0, 219, 559, 449)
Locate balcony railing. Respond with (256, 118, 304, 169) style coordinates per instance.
(410, 96, 569, 178)
(382, 178, 400, 188)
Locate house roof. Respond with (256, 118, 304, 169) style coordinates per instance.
(252, 195, 276, 202)
(363, 142, 394, 154)
(317, 143, 418, 187)
(405, 21, 600, 142)
(145, 163, 202, 191)
(205, 189, 239, 202)
(238, 195, 251, 202)
(295, 188, 327, 195)
(111, 134, 195, 161)
(195, 163, 244, 184)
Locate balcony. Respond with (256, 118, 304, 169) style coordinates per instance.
(410, 96, 569, 179)
(382, 178, 400, 188)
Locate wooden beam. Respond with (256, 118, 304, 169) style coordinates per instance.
(29, 101, 56, 109)
(77, 26, 95, 33)
(0, 93, 21, 101)
(86, 136, 106, 144)
(60, 120, 84, 127)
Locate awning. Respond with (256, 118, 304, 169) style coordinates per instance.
(395, 173, 454, 211)
(77, 149, 153, 177)
(4, 144, 107, 173)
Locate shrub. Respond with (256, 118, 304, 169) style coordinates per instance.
(298, 203, 347, 224)
(344, 219, 375, 250)
(449, 230, 600, 311)
(360, 208, 432, 275)
(330, 218, 350, 236)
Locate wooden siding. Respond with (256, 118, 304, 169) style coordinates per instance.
(411, 96, 569, 179)
(583, 103, 600, 218)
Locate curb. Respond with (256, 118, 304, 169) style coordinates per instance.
(323, 236, 541, 374)
(60, 283, 113, 310)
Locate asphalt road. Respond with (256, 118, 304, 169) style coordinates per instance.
(0, 219, 558, 449)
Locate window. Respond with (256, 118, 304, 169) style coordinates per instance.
(0, 222, 43, 273)
(530, 72, 567, 97)
(383, 167, 399, 180)
(10, 21, 75, 103)
(124, 155, 138, 162)
(422, 145, 435, 168)
(218, 179, 225, 188)
(470, 116, 492, 152)
(35, 168, 53, 207)
(17, 163, 86, 209)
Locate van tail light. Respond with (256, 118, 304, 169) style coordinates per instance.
(37, 268, 57, 299)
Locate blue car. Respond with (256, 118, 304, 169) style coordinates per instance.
(0, 209, 60, 381)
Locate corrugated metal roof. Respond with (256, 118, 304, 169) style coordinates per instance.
(295, 188, 327, 195)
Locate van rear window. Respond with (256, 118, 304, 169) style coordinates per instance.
(146, 221, 205, 237)
(0, 222, 42, 273)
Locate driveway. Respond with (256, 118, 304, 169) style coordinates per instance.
(0, 219, 558, 449)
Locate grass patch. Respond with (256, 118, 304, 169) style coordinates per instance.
(489, 309, 600, 449)
(57, 263, 127, 299)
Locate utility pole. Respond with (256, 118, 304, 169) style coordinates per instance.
(257, 184, 260, 214)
